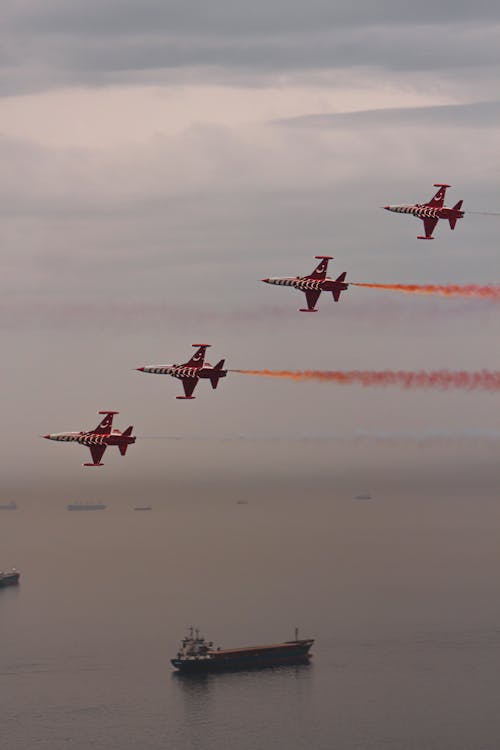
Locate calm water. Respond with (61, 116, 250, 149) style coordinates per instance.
(1, 487, 500, 749)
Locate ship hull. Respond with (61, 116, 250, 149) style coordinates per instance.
(0, 572, 20, 588)
(172, 640, 313, 673)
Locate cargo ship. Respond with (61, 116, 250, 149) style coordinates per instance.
(0, 569, 20, 588)
(171, 627, 314, 673)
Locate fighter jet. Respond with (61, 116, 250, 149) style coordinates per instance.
(43, 411, 136, 466)
(384, 184, 464, 239)
(262, 256, 348, 312)
(137, 344, 227, 399)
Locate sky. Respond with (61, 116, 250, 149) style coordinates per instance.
(0, 1, 499, 499)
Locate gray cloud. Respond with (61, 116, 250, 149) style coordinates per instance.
(276, 100, 500, 130)
(1, 2, 499, 94)
(7, 1, 500, 35)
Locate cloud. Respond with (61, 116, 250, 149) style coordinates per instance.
(1, 2, 499, 94)
(277, 100, 500, 130)
(0, 104, 497, 227)
(7, 1, 500, 35)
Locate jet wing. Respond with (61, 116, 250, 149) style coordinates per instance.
(92, 412, 116, 434)
(421, 216, 438, 239)
(88, 445, 106, 465)
(181, 378, 198, 398)
(426, 184, 448, 208)
(185, 345, 209, 367)
(304, 289, 321, 310)
(307, 256, 331, 280)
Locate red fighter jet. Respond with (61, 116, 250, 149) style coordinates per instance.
(262, 256, 348, 312)
(137, 344, 227, 399)
(384, 183, 464, 239)
(43, 411, 136, 466)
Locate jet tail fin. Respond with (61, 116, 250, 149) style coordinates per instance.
(119, 426, 133, 455)
(210, 360, 225, 389)
(449, 200, 463, 229)
(448, 200, 463, 229)
(332, 272, 347, 301)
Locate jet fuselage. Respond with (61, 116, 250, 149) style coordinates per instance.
(137, 345, 227, 398)
(44, 430, 136, 448)
(138, 364, 227, 382)
(263, 276, 348, 295)
(384, 204, 464, 221)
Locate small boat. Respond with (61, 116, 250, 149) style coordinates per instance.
(133, 506, 152, 511)
(0, 501, 17, 510)
(67, 502, 106, 511)
(0, 569, 20, 588)
(171, 627, 314, 673)
(353, 494, 372, 501)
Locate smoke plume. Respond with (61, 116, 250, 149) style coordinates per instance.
(232, 369, 500, 391)
(351, 283, 500, 301)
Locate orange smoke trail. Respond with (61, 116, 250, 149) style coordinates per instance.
(351, 282, 500, 300)
(232, 370, 500, 391)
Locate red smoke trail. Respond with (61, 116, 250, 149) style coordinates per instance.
(351, 282, 500, 301)
(232, 370, 500, 391)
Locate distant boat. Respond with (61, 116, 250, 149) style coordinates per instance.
(236, 500, 248, 505)
(133, 505, 152, 511)
(353, 494, 372, 501)
(0, 569, 20, 588)
(0, 501, 17, 510)
(67, 502, 106, 511)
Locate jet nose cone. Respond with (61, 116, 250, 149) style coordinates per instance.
(43, 434, 51, 439)
(383, 205, 391, 211)
(136, 367, 145, 372)
(262, 278, 269, 283)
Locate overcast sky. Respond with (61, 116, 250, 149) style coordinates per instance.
(0, 1, 498, 498)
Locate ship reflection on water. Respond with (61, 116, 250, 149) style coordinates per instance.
(171, 648, 315, 750)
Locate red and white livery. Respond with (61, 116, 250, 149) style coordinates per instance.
(262, 256, 348, 312)
(43, 411, 136, 466)
(137, 344, 227, 399)
(384, 184, 464, 239)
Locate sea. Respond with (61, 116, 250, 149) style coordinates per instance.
(1, 481, 500, 749)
